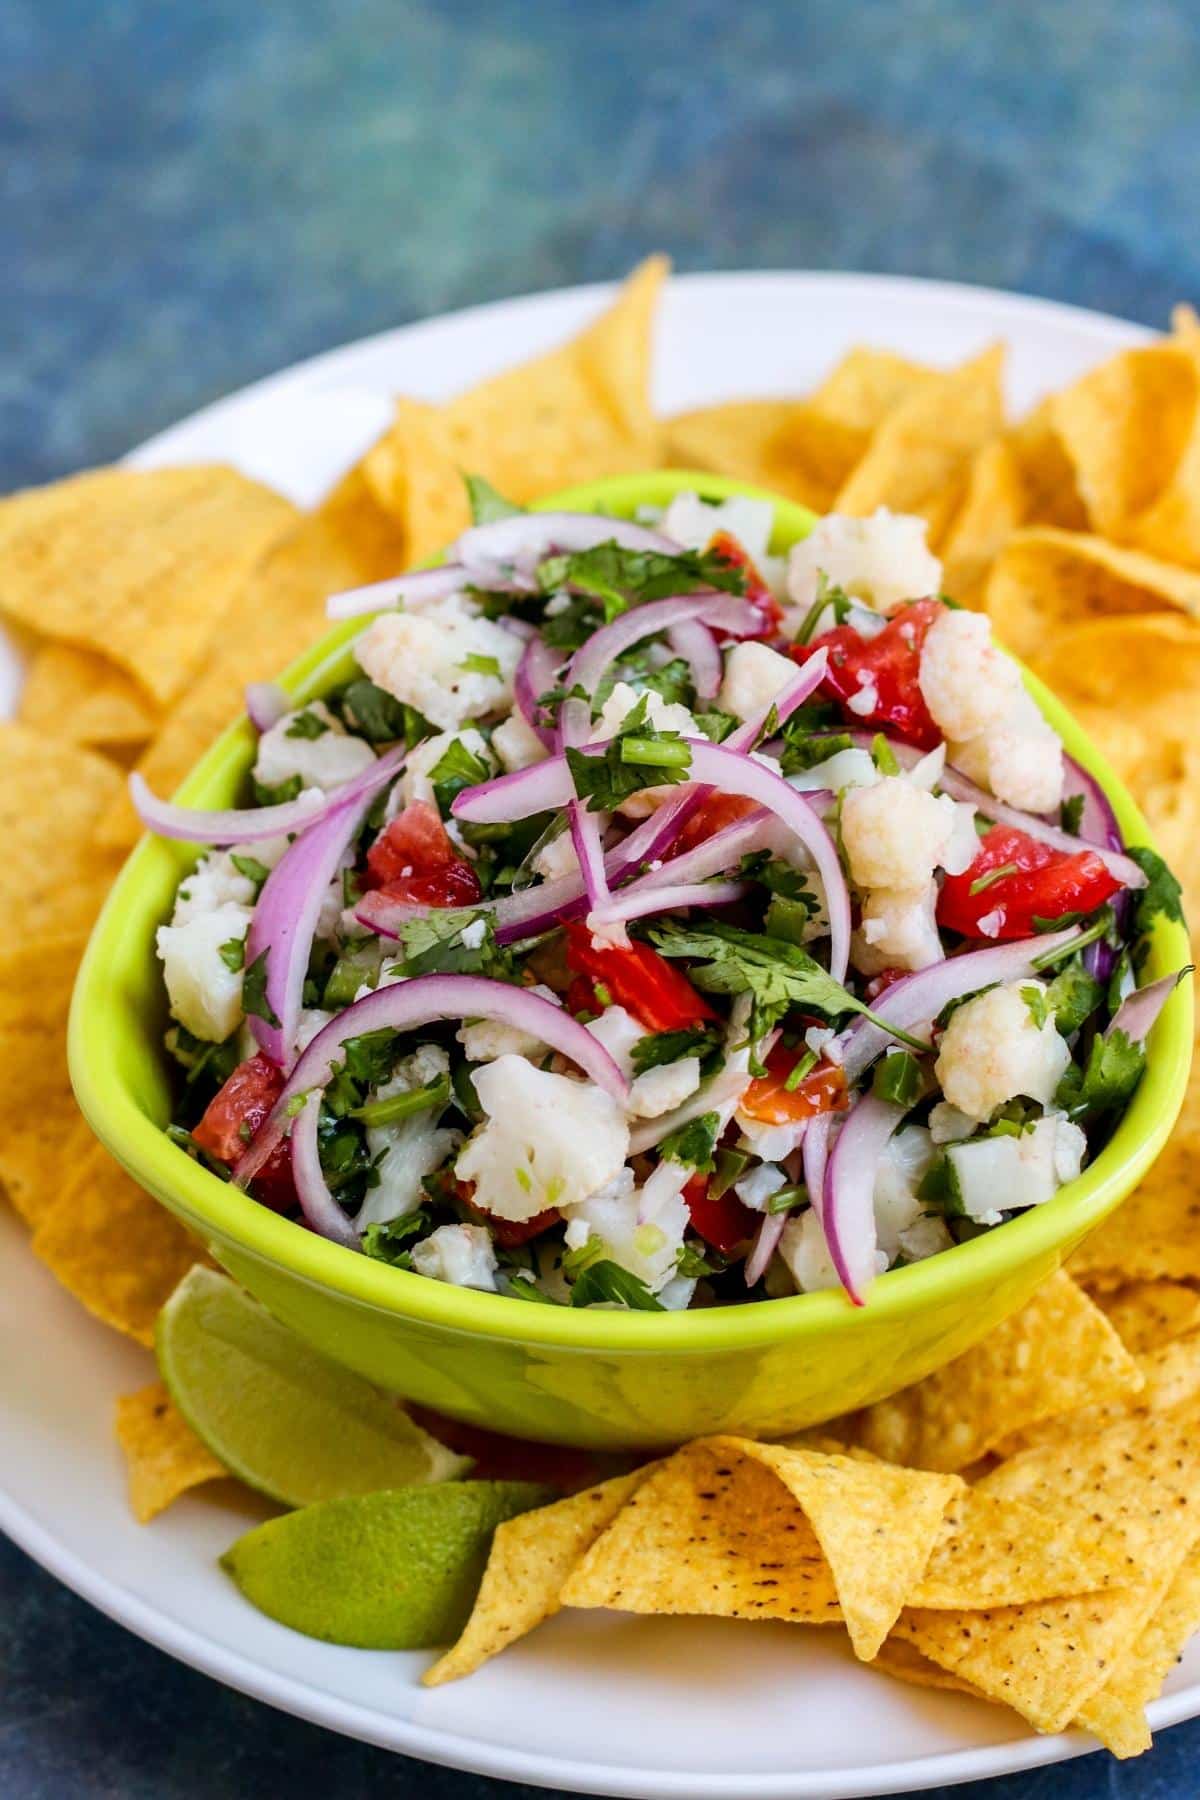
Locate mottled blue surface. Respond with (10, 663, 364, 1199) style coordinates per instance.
(5, 0, 1200, 1793)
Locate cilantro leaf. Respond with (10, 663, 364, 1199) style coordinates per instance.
(658, 1110, 720, 1171)
(1043, 963, 1103, 1036)
(339, 678, 436, 748)
(777, 722, 853, 777)
(674, 1242, 718, 1279)
(630, 1025, 723, 1077)
(230, 851, 270, 892)
(218, 936, 246, 973)
(390, 909, 514, 980)
(569, 1259, 665, 1310)
(362, 1210, 430, 1268)
(284, 708, 330, 740)
(242, 950, 281, 1028)
(538, 542, 746, 625)
(871, 1051, 923, 1107)
(1019, 983, 1049, 1028)
(792, 572, 854, 645)
(1054, 1027, 1146, 1122)
(463, 473, 521, 525)
(692, 708, 739, 743)
(428, 735, 492, 813)
(565, 694, 691, 812)
(458, 652, 502, 679)
(252, 773, 303, 806)
(1128, 847, 1185, 938)
(1060, 793, 1085, 837)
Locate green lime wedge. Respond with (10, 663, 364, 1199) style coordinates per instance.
(156, 1266, 472, 1507)
(221, 1482, 551, 1648)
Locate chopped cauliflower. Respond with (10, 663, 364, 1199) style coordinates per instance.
(928, 1101, 976, 1144)
(562, 1160, 691, 1292)
(787, 746, 878, 794)
(410, 1223, 498, 1292)
(934, 982, 1071, 1122)
(717, 641, 796, 723)
(253, 701, 376, 794)
(779, 1209, 837, 1292)
(950, 687, 1064, 815)
(734, 1161, 788, 1212)
(663, 492, 777, 571)
(171, 849, 260, 927)
(591, 681, 698, 817)
(532, 827, 579, 884)
(873, 1125, 935, 1258)
(456, 1056, 629, 1221)
(841, 778, 957, 891)
(585, 1005, 643, 1079)
(400, 727, 491, 809)
(735, 1113, 808, 1162)
(492, 709, 549, 773)
(155, 901, 252, 1042)
(918, 610, 1022, 744)
(785, 510, 942, 620)
(628, 1056, 702, 1119)
(457, 987, 559, 1062)
(854, 883, 943, 973)
(356, 595, 521, 731)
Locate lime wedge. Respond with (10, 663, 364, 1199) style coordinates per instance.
(156, 1266, 472, 1507)
(221, 1482, 551, 1648)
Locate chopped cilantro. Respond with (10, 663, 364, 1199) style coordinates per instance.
(569, 1258, 665, 1311)
(630, 1025, 723, 1077)
(352, 1075, 451, 1129)
(503, 1274, 563, 1303)
(230, 851, 270, 891)
(658, 1110, 720, 1172)
(218, 936, 246, 973)
(1128, 846, 1185, 938)
(251, 773, 303, 806)
(969, 861, 1019, 897)
(429, 736, 492, 813)
(1031, 906, 1116, 970)
(1054, 1027, 1146, 1122)
(872, 1050, 923, 1107)
(709, 1146, 751, 1200)
(241, 950, 281, 1028)
(692, 708, 739, 743)
(871, 733, 900, 776)
(778, 722, 853, 778)
(1060, 793, 1085, 837)
(458, 652, 502, 679)
(339, 677, 435, 747)
(362, 1210, 429, 1267)
(674, 1242, 718, 1279)
(284, 708, 330, 740)
(538, 542, 746, 625)
(390, 908, 514, 980)
(1044, 963, 1103, 1036)
(464, 472, 521, 524)
(1019, 984, 1049, 1028)
(565, 694, 691, 812)
(792, 572, 853, 646)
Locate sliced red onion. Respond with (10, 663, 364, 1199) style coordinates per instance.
(667, 618, 723, 700)
(744, 1211, 787, 1289)
(244, 682, 289, 734)
(245, 745, 407, 1066)
(513, 634, 561, 748)
(1061, 754, 1124, 855)
(235, 974, 629, 1191)
(1106, 969, 1191, 1045)
(568, 797, 613, 919)
(568, 594, 762, 704)
(821, 1093, 908, 1305)
(830, 926, 1083, 1085)
(289, 1092, 361, 1250)
(594, 878, 749, 928)
(326, 563, 468, 620)
(132, 773, 327, 845)
(455, 512, 677, 585)
(803, 1112, 834, 1225)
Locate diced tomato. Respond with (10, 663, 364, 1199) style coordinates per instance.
(365, 800, 482, 907)
(668, 791, 761, 859)
(937, 823, 1122, 941)
(707, 530, 783, 638)
(865, 967, 910, 1001)
(682, 1172, 757, 1256)
(739, 1043, 849, 1126)
(456, 1179, 559, 1249)
(563, 921, 716, 1031)
(791, 597, 944, 748)
(193, 1052, 296, 1212)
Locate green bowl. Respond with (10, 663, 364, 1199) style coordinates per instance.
(69, 471, 1193, 1449)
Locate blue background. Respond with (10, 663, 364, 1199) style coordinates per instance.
(4, 0, 1199, 1793)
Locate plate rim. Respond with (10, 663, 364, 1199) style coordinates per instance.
(3, 267, 1182, 1797)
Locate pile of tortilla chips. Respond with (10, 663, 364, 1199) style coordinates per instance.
(4, 257, 1200, 1758)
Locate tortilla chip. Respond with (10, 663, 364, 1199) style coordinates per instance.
(0, 932, 88, 1224)
(984, 526, 1200, 661)
(664, 400, 866, 513)
(1007, 401, 1088, 530)
(1050, 344, 1200, 567)
(96, 464, 408, 848)
(423, 1468, 648, 1685)
(0, 724, 126, 932)
(833, 345, 1006, 522)
(939, 440, 1028, 606)
(855, 1271, 1143, 1472)
(895, 1396, 1200, 1733)
(31, 1130, 200, 1344)
(1075, 1544, 1200, 1758)
(19, 644, 158, 751)
(910, 1485, 1133, 1610)
(994, 1332, 1200, 1457)
(874, 1635, 985, 1697)
(0, 466, 296, 706)
(114, 1380, 226, 1522)
(808, 348, 940, 431)
(366, 259, 668, 564)
(1098, 1281, 1200, 1355)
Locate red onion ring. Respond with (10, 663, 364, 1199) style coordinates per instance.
(327, 563, 469, 621)
(1106, 969, 1191, 1045)
(244, 682, 289, 734)
(666, 618, 723, 700)
(513, 634, 561, 748)
(130, 739, 394, 846)
(821, 1093, 908, 1304)
(235, 974, 629, 1196)
(567, 593, 762, 703)
(803, 1112, 834, 1225)
(455, 511, 678, 585)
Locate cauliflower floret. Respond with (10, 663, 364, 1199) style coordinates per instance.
(562, 1160, 691, 1292)
(917, 610, 1022, 744)
(356, 595, 521, 731)
(787, 747, 878, 794)
(585, 1005, 643, 1079)
(628, 1057, 702, 1120)
(950, 688, 1064, 815)
(457, 988, 559, 1063)
(853, 883, 943, 974)
(717, 641, 796, 724)
(663, 492, 777, 570)
(532, 828, 579, 884)
(785, 510, 942, 620)
(295, 1008, 334, 1053)
(171, 850, 258, 927)
(155, 901, 252, 1042)
(873, 1125, 935, 1259)
(928, 1101, 975, 1144)
(841, 778, 957, 891)
(591, 681, 698, 818)
(456, 1056, 629, 1221)
(410, 1223, 498, 1292)
(734, 1162, 788, 1213)
(778, 1209, 839, 1293)
(400, 727, 491, 809)
(492, 709, 549, 773)
(934, 982, 1071, 1123)
(253, 701, 376, 795)
(735, 1114, 808, 1162)
(355, 1045, 462, 1228)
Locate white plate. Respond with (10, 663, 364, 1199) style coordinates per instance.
(1, 272, 1186, 1798)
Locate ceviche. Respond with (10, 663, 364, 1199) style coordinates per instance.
(138, 485, 1186, 1309)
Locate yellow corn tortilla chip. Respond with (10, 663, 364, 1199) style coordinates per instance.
(874, 1635, 985, 1697)
(833, 345, 1006, 522)
(984, 526, 1200, 661)
(423, 1468, 648, 1685)
(1098, 1281, 1200, 1355)
(1075, 1543, 1200, 1758)
(808, 348, 940, 430)
(19, 644, 158, 751)
(1, 724, 126, 932)
(1050, 344, 1200, 567)
(31, 1130, 201, 1344)
(1172, 303, 1200, 351)
(1007, 401, 1088, 530)
(994, 1331, 1200, 1458)
(664, 400, 867, 513)
(96, 464, 408, 849)
(114, 1380, 226, 1523)
(855, 1271, 1143, 1472)
(0, 932, 87, 1224)
(0, 465, 296, 707)
(939, 439, 1028, 606)
(895, 1395, 1200, 1734)
(366, 259, 667, 564)
(910, 1485, 1133, 1610)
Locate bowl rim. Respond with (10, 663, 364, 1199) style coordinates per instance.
(69, 469, 1194, 1352)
